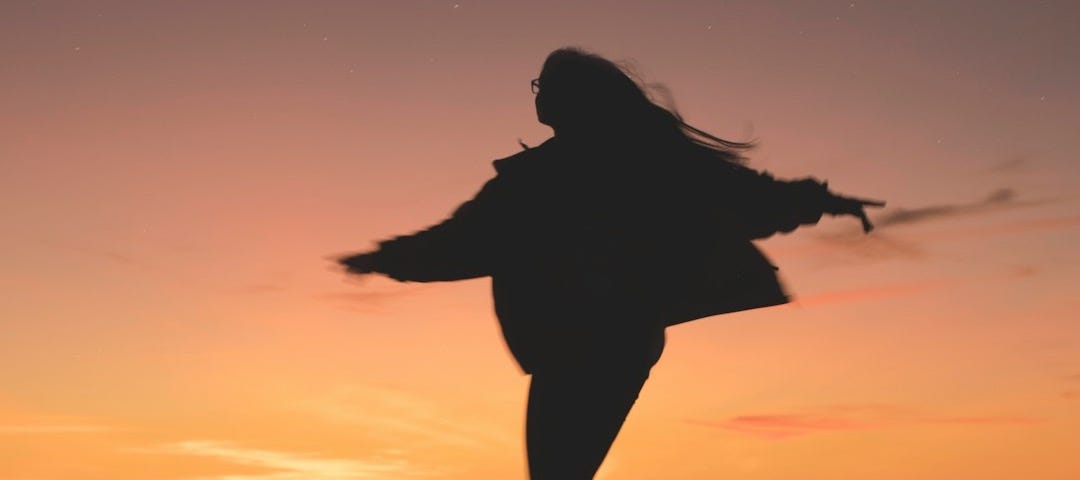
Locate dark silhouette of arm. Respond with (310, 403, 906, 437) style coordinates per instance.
(348, 176, 503, 282)
(721, 164, 874, 239)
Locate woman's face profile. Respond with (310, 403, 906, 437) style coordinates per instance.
(532, 53, 624, 133)
(534, 73, 555, 128)
(533, 69, 583, 131)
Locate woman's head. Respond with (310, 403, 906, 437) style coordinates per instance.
(534, 48, 649, 131)
(532, 47, 755, 163)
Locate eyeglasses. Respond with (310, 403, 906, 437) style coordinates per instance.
(530, 78, 540, 94)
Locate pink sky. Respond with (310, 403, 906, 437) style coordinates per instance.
(3, 1, 1080, 478)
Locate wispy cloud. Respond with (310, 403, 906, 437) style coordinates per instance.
(0, 407, 115, 435)
(33, 235, 149, 268)
(810, 231, 926, 260)
(785, 279, 948, 308)
(686, 414, 877, 439)
(303, 384, 512, 450)
(805, 189, 1070, 261)
(686, 404, 1040, 440)
(985, 155, 1032, 174)
(0, 424, 112, 434)
(222, 283, 286, 294)
(319, 284, 432, 310)
(785, 263, 1045, 308)
(928, 214, 1080, 238)
(1006, 265, 1038, 278)
(150, 440, 426, 480)
(874, 188, 1025, 229)
(1061, 374, 1080, 400)
(917, 415, 1038, 425)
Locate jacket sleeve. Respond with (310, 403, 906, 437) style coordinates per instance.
(366, 176, 502, 282)
(721, 164, 845, 240)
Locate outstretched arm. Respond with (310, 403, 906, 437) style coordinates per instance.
(724, 165, 884, 239)
(339, 176, 503, 282)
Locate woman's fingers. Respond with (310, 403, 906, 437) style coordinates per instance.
(858, 209, 875, 233)
(338, 252, 378, 274)
(850, 196, 886, 208)
(830, 194, 886, 215)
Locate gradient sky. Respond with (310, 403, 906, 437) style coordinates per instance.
(3, 1, 1080, 479)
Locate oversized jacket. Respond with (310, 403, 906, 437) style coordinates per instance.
(362, 137, 840, 374)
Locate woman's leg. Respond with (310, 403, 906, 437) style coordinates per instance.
(525, 365, 652, 479)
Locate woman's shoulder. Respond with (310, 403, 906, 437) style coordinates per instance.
(491, 137, 560, 175)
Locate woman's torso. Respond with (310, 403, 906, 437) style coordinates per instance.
(487, 137, 784, 373)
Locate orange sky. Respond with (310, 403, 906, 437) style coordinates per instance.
(3, 1, 1080, 479)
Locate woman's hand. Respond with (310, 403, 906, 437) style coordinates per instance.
(338, 251, 380, 275)
(831, 194, 886, 233)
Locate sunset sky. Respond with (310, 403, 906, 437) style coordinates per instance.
(3, 1, 1080, 478)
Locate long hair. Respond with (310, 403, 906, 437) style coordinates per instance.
(535, 47, 756, 164)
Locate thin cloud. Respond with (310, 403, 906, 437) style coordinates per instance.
(874, 188, 1023, 228)
(686, 404, 1041, 440)
(319, 284, 432, 309)
(321, 290, 415, 305)
(0, 408, 115, 435)
(785, 279, 948, 308)
(918, 415, 1038, 425)
(807, 192, 1069, 261)
(786, 267, 1041, 309)
(223, 270, 297, 294)
(686, 414, 878, 440)
(985, 155, 1031, 174)
(34, 236, 147, 268)
(1060, 374, 1080, 400)
(0, 424, 112, 434)
(810, 231, 926, 260)
(150, 440, 427, 480)
(75, 245, 149, 268)
(928, 214, 1080, 238)
(1007, 265, 1038, 278)
(223, 283, 286, 294)
(824, 214, 1080, 255)
(303, 384, 513, 450)
(99, 250, 139, 265)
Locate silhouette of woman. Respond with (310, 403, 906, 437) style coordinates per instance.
(338, 47, 883, 479)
